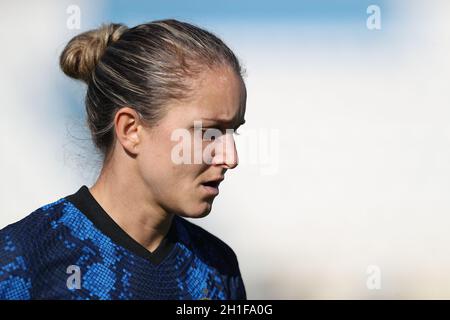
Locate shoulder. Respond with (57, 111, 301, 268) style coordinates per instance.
(0, 197, 68, 299)
(174, 216, 241, 276)
(0, 197, 68, 248)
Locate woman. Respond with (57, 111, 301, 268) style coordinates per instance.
(0, 19, 247, 300)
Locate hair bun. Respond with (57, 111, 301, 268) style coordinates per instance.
(60, 23, 128, 83)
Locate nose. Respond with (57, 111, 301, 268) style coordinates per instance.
(212, 132, 239, 169)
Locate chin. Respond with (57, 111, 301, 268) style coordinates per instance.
(179, 201, 213, 219)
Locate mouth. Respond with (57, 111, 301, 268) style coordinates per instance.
(200, 177, 224, 196)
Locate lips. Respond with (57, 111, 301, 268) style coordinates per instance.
(202, 180, 221, 188)
(200, 177, 224, 196)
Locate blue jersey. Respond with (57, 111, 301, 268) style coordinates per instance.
(0, 186, 246, 300)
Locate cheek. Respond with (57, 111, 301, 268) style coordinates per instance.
(137, 127, 213, 216)
(171, 163, 205, 193)
(138, 133, 204, 194)
(136, 134, 173, 190)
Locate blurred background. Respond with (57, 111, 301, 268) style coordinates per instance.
(1, 0, 450, 299)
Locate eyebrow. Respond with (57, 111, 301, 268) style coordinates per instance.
(201, 118, 246, 126)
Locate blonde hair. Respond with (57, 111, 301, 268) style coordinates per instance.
(60, 19, 246, 158)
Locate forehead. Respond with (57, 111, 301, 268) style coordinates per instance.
(173, 67, 246, 125)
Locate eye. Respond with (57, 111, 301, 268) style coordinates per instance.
(201, 128, 222, 141)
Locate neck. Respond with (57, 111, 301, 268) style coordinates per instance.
(89, 157, 173, 253)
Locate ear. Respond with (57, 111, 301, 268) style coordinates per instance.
(113, 107, 142, 155)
